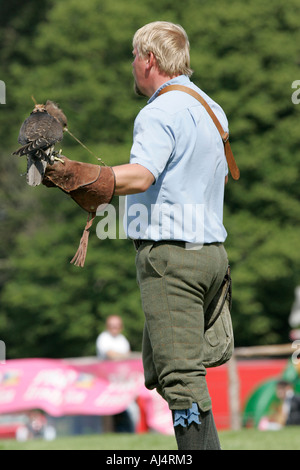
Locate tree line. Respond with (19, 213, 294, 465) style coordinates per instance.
(1, 0, 300, 358)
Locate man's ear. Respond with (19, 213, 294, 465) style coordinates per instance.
(146, 51, 156, 70)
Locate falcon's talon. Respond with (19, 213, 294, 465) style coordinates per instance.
(54, 156, 65, 164)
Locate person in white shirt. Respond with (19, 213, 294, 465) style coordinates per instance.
(96, 315, 135, 432)
(96, 315, 130, 360)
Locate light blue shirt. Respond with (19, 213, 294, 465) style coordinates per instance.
(125, 75, 228, 244)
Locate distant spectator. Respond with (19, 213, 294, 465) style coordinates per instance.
(96, 315, 130, 360)
(96, 315, 136, 433)
(259, 380, 300, 430)
(276, 380, 300, 426)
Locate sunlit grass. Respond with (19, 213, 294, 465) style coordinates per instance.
(0, 427, 299, 451)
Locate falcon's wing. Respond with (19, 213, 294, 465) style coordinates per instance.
(14, 111, 64, 158)
(18, 111, 64, 147)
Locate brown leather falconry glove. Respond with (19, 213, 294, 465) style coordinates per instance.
(43, 155, 115, 267)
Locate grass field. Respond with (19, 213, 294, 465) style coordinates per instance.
(0, 428, 299, 450)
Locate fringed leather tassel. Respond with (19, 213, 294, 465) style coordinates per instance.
(70, 212, 96, 267)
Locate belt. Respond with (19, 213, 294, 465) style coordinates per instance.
(132, 239, 222, 251)
(133, 239, 177, 251)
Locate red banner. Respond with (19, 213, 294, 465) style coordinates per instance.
(0, 357, 289, 434)
(0, 358, 174, 435)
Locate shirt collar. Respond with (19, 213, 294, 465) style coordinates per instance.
(148, 75, 191, 104)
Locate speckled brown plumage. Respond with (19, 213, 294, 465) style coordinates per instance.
(13, 101, 67, 186)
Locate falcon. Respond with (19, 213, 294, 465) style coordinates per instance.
(13, 100, 68, 186)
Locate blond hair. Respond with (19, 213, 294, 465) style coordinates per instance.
(133, 21, 193, 77)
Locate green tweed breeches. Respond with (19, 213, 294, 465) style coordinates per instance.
(136, 241, 228, 412)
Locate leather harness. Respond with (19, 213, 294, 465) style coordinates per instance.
(158, 84, 240, 181)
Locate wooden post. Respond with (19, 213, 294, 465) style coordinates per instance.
(227, 354, 241, 430)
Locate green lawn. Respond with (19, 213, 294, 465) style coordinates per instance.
(0, 428, 299, 450)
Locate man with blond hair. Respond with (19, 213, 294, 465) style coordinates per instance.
(43, 20, 232, 450)
(112, 21, 230, 450)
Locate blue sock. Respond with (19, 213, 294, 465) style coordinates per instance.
(173, 402, 201, 427)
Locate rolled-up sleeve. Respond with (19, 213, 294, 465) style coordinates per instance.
(130, 107, 175, 181)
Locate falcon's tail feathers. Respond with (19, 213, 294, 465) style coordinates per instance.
(13, 138, 51, 157)
(26, 156, 47, 187)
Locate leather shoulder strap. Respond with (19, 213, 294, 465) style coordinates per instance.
(158, 84, 240, 180)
